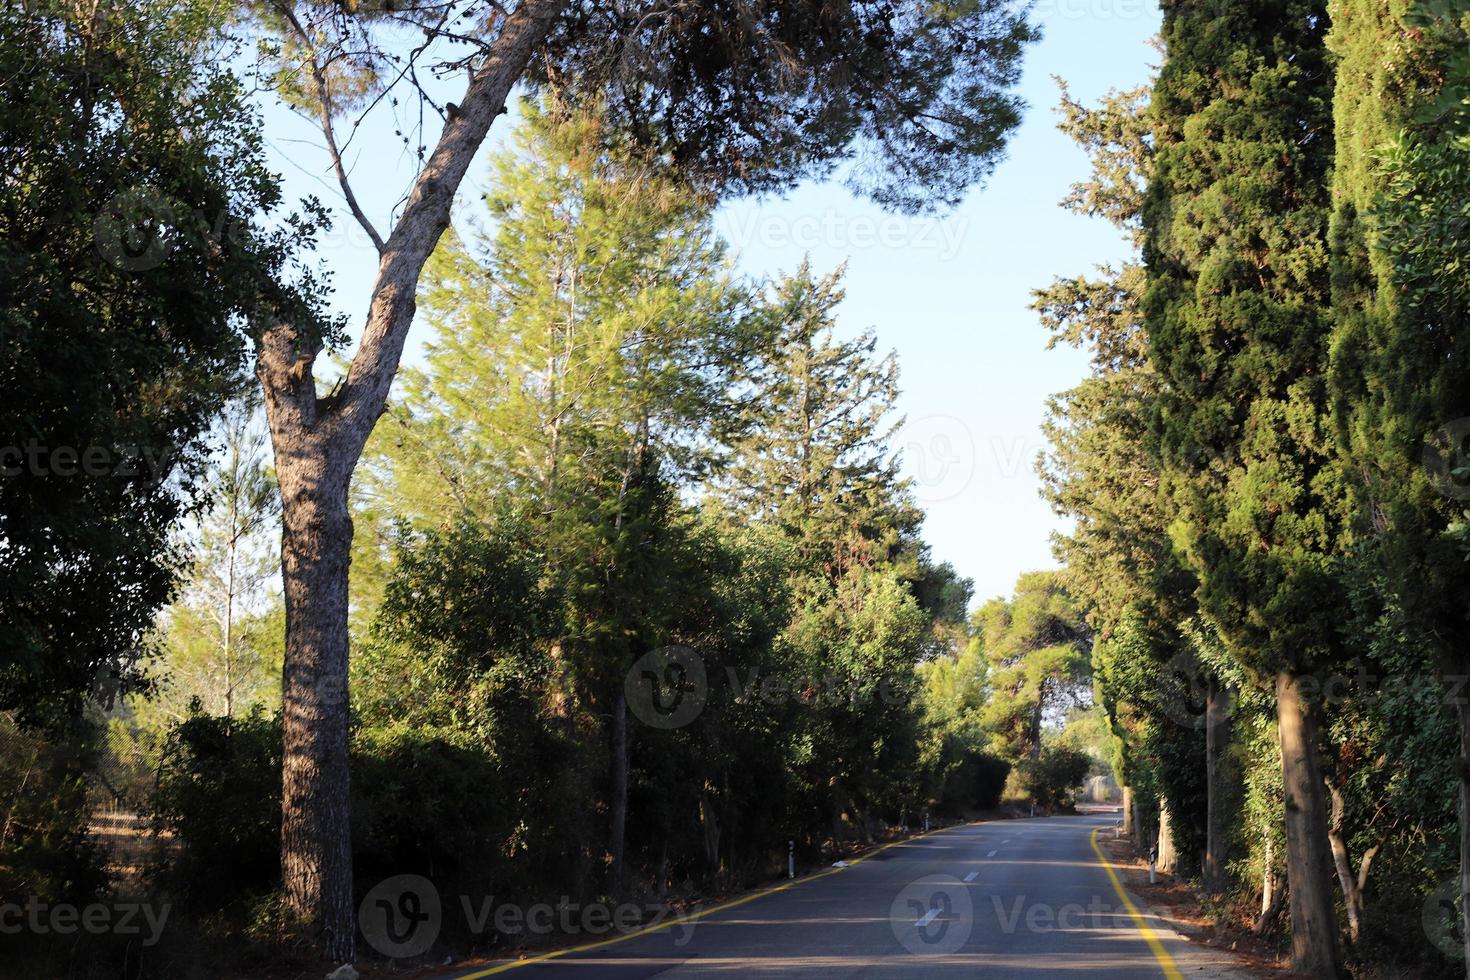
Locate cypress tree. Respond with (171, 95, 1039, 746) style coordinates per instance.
(1142, 1, 1343, 973)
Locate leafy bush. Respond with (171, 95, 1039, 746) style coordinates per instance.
(1014, 745, 1092, 810)
(940, 750, 1011, 813)
(0, 713, 107, 906)
(352, 719, 590, 911)
(150, 704, 281, 912)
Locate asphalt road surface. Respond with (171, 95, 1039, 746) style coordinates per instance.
(444, 813, 1253, 979)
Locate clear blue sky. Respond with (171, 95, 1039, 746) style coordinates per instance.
(260, 1, 1161, 606)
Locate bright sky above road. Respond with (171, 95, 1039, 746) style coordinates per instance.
(260, 0, 1162, 606)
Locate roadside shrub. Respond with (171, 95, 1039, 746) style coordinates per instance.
(1014, 745, 1092, 810)
(937, 749, 1010, 814)
(0, 712, 108, 906)
(352, 720, 590, 906)
(150, 704, 281, 912)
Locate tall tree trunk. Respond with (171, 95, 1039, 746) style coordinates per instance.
(609, 689, 629, 895)
(1203, 676, 1230, 892)
(223, 455, 239, 719)
(1156, 801, 1177, 874)
(1276, 670, 1344, 979)
(276, 450, 354, 962)
(698, 789, 722, 873)
(255, 1, 570, 961)
(1028, 680, 1046, 760)
(1132, 790, 1146, 851)
(1121, 785, 1133, 837)
(1457, 696, 1470, 975)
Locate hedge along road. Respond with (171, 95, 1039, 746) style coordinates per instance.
(437, 813, 1259, 979)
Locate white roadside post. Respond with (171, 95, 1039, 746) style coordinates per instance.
(788, 840, 795, 880)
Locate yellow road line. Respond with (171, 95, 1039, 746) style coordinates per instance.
(453, 824, 955, 978)
(1088, 827, 1185, 980)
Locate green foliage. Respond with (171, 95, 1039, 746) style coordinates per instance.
(1144, 0, 1340, 681)
(151, 706, 283, 913)
(1332, 0, 1470, 657)
(1014, 745, 1093, 811)
(974, 571, 1091, 763)
(0, 0, 335, 727)
(343, 100, 983, 912)
(253, 0, 1038, 212)
(716, 261, 926, 583)
(352, 723, 587, 911)
(938, 752, 1012, 814)
(536, 1, 1039, 212)
(1326, 5, 1470, 969)
(0, 713, 107, 907)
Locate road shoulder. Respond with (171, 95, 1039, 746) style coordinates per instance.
(1095, 827, 1291, 979)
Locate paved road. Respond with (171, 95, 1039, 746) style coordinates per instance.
(445, 813, 1253, 979)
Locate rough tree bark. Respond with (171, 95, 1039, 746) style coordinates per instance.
(1121, 785, 1133, 837)
(1133, 790, 1146, 851)
(1203, 676, 1230, 892)
(1457, 696, 1470, 975)
(1275, 670, 1344, 979)
(1254, 832, 1285, 935)
(609, 689, 629, 895)
(258, 0, 571, 961)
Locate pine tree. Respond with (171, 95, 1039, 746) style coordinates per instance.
(248, 4, 1037, 941)
(716, 261, 921, 580)
(156, 398, 283, 721)
(361, 98, 753, 895)
(1037, 78, 1235, 888)
(363, 99, 749, 528)
(974, 572, 1092, 765)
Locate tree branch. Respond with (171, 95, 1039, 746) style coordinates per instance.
(329, 0, 571, 450)
(274, 1, 386, 254)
